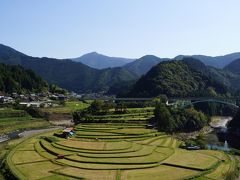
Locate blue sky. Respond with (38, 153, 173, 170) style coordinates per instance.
(1, 0, 240, 59)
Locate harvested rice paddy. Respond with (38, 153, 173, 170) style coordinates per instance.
(6, 108, 239, 179)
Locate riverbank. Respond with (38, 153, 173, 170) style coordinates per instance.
(174, 126, 212, 141)
(210, 116, 232, 129)
(175, 116, 233, 143)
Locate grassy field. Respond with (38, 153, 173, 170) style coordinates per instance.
(40, 101, 90, 114)
(39, 101, 90, 125)
(0, 108, 50, 135)
(55, 167, 116, 180)
(4, 107, 240, 179)
(163, 149, 219, 170)
(121, 165, 202, 180)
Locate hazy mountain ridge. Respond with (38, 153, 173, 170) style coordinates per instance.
(74, 51, 240, 75)
(0, 44, 138, 93)
(72, 52, 135, 69)
(175, 52, 240, 69)
(1, 44, 240, 94)
(224, 58, 240, 74)
(124, 55, 169, 76)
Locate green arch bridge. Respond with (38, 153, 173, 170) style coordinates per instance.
(78, 97, 240, 108)
(167, 97, 240, 108)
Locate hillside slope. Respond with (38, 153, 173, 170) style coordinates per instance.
(121, 58, 232, 97)
(0, 44, 138, 93)
(0, 63, 48, 94)
(124, 55, 167, 76)
(224, 58, 240, 74)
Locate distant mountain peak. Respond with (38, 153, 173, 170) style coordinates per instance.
(85, 51, 100, 55)
(139, 55, 160, 59)
(124, 55, 170, 76)
(72, 52, 135, 69)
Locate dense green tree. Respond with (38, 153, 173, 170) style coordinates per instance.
(49, 84, 67, 94)
(0, 77, 5, 90)
(115, 101, 127, 113)
(0, 63, 48, 94)
(193, 102, 237, 116)
(154, 103, 209, 133)
(195, 134, 207, 149)
(102, 101, 114, 114)
(154, 102, 176, 133)
(89, 100, 104, 114)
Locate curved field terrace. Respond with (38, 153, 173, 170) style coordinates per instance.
(6, 122, 239, 180)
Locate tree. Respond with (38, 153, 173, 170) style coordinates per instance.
(154, 94, 168, 104)
(154, 102, 175, 133)
(154, 102, 209, 133)
(207, 87, 217, 97)
(102, 101, 114, 114)
(49, 84, 67, 94)
(25, 106, 44, 118)
(195, 133, 207, 149)
(73, 110, 88, 124)
(59, 100, 66, 106)
(89, 100, 104, 114)
(4, 77, 18, 93)
(0, 76, 5, 91)
(0, 63, 48, 94)
(115, 101, 127, 113)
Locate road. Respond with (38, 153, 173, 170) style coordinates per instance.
(18, 126, 63, 137)
(0, 126, 63, 144)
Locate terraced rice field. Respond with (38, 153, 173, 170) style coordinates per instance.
(6, 122, 239, 180)
(6, 107, 239, 180)
(0, 108, 50, 135)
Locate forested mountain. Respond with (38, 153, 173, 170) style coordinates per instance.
(2, 44, 240, 95)
(124, 55, 168, 76)
(224, 58, 240, 74)
(175, 52, 240, 69)
(0, 63, 48, 94)
(120, 58, 234, 97)
(0, 44, 138, 93)
(72, 52, 134, 69)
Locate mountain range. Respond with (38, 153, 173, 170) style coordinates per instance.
(174, 53, 240, 69)
(72, 51, 240, 75)
(0, 44, 137, 93)
(1, 43, 240, 95)
(72, 51, 240, 72)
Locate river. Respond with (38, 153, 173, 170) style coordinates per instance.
(207, 116, 233, 151)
